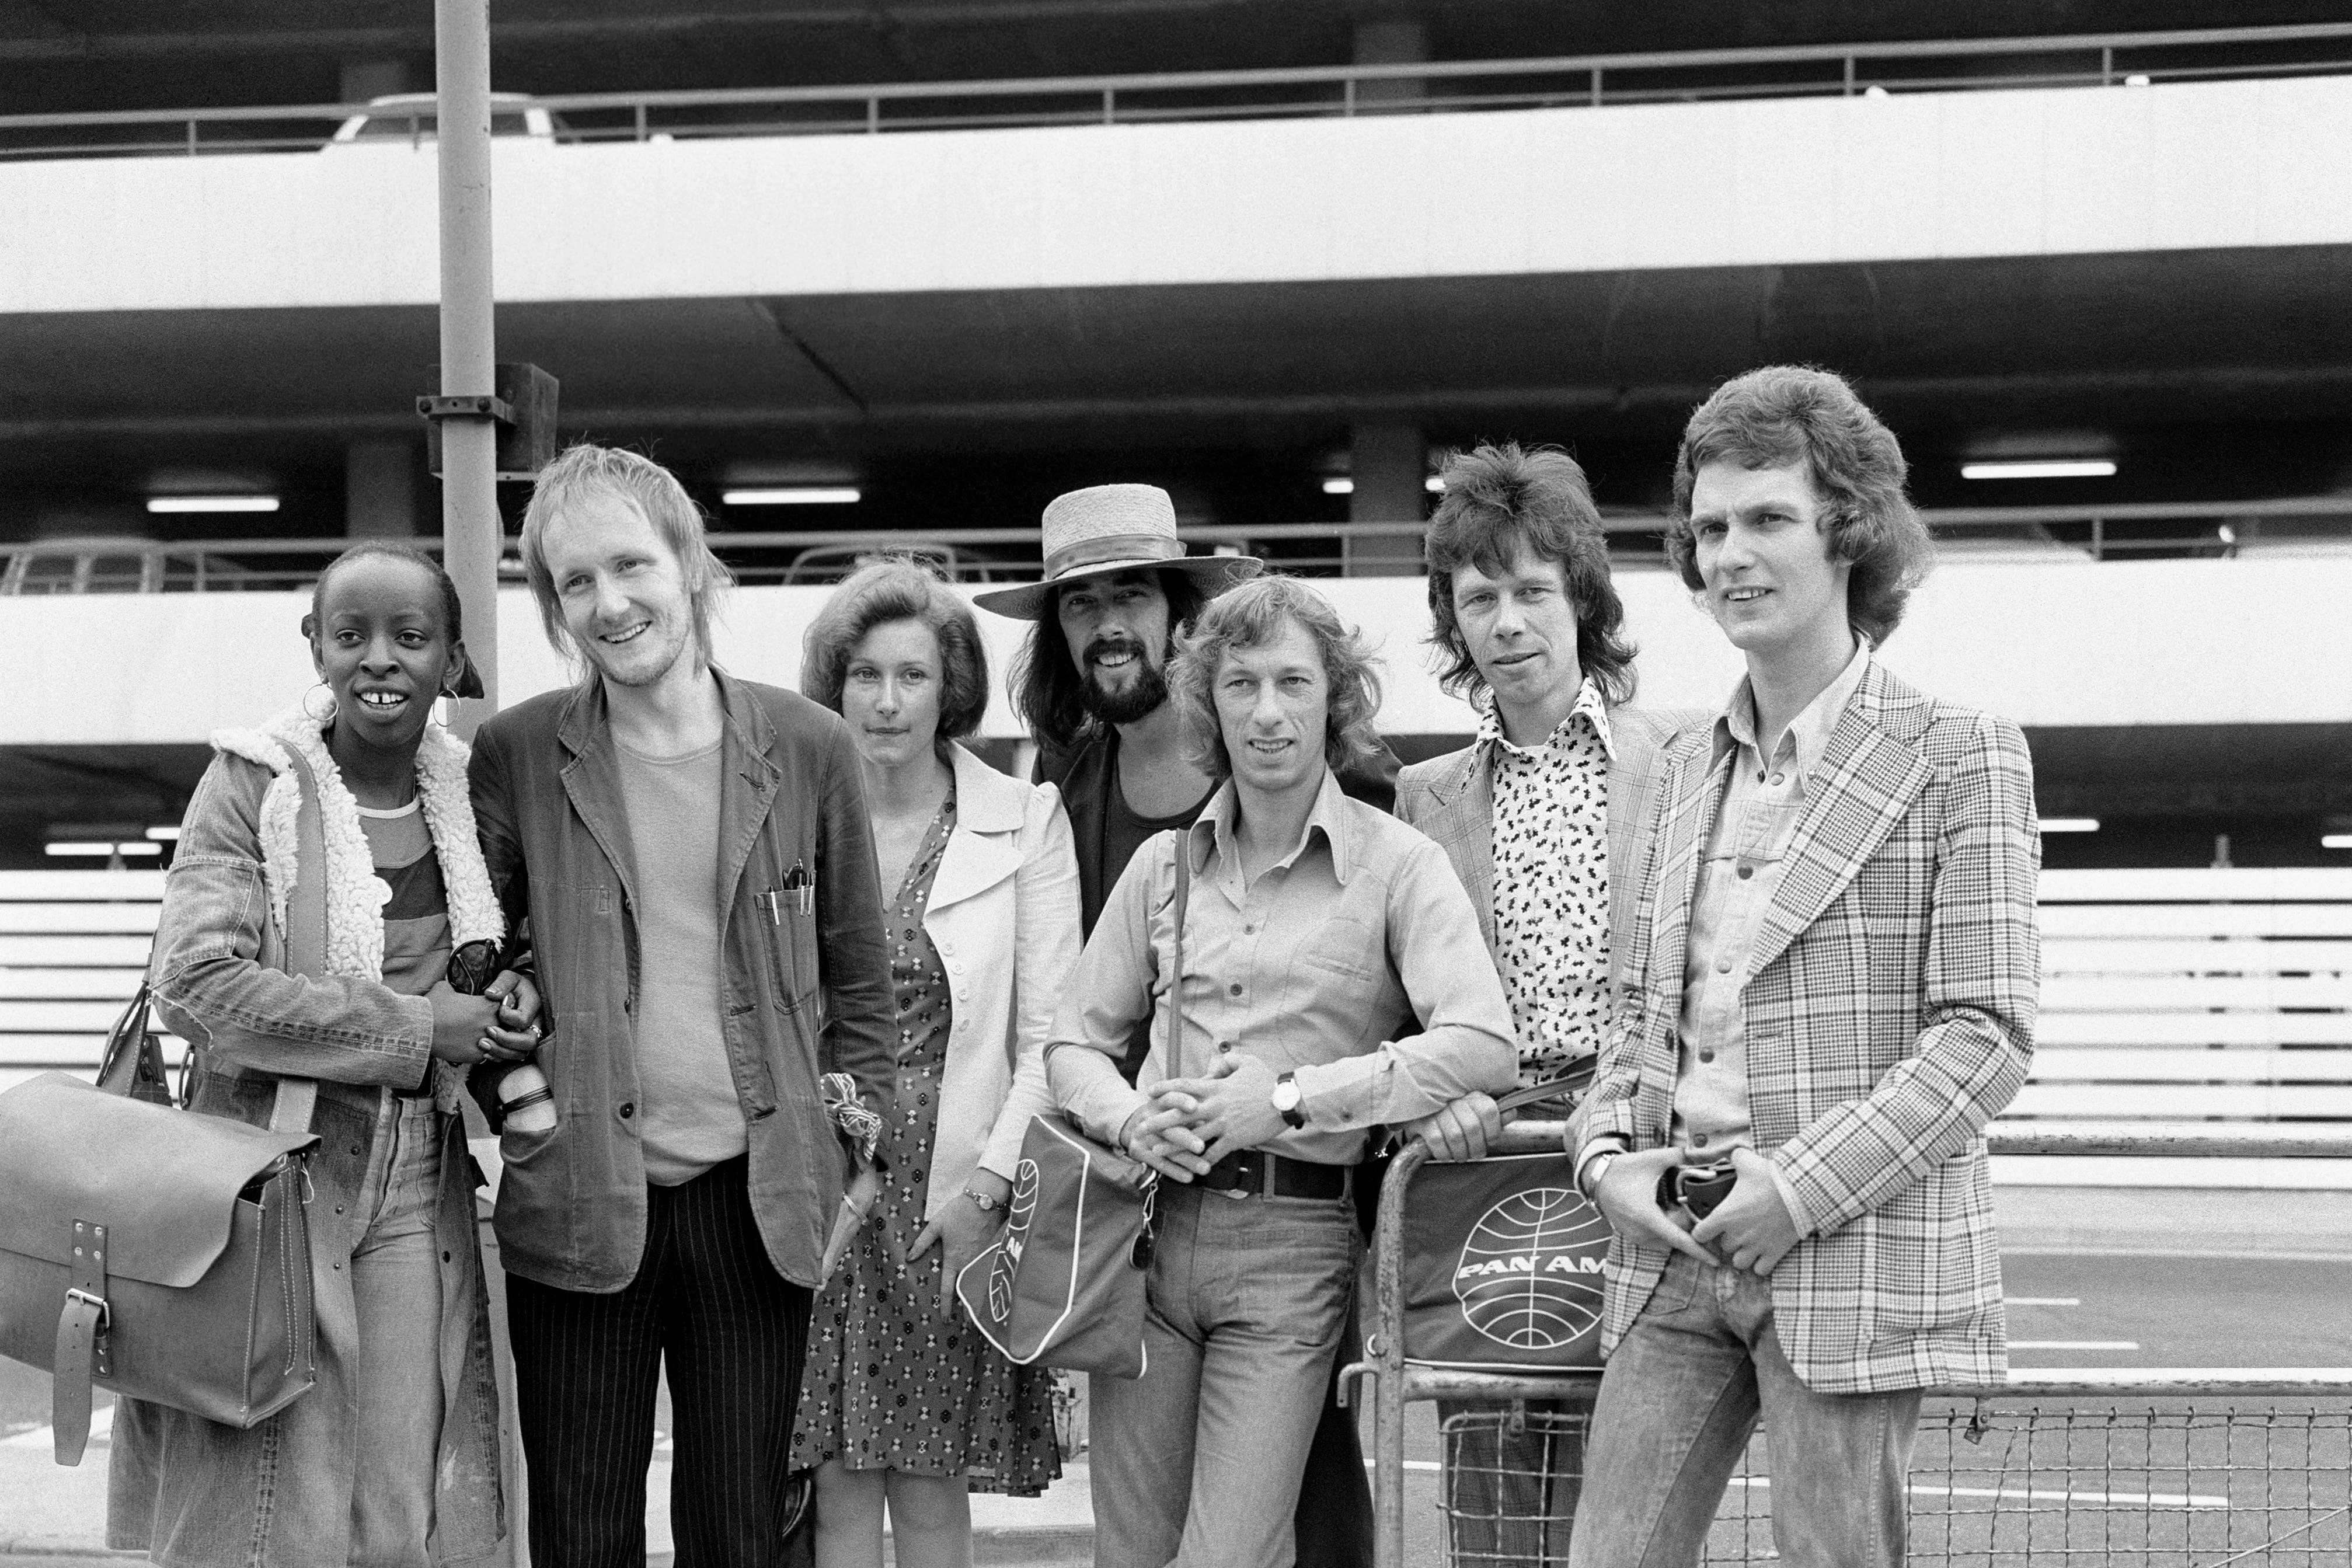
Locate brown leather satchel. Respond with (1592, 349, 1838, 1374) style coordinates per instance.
(0, 748, 333, 1465)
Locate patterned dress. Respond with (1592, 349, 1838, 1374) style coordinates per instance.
(792, 789, 1062, 1494)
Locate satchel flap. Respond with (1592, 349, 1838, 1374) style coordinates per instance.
(0, 1073, 318, 1289)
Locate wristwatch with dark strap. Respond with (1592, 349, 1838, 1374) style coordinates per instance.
(1271, 1069, 1306, 1130)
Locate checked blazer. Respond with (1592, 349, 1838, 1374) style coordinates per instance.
(1579, 658, 2040, 1393)
(1396, 703, 1699, 988)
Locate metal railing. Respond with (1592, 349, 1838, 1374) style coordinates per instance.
(1348, 1121, 2352, 1567)
(7, 497, 2350, 594)
(4, 22, 2351, 161)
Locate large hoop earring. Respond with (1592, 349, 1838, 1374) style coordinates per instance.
(301, 682, 338, 724)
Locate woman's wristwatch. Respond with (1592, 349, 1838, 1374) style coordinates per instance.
(963, 1187, 1005, 1214)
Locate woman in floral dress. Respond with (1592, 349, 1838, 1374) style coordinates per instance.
(793, 559, 1083, 1567)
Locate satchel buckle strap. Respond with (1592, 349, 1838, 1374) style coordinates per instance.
(51, 1219, 111, 1467)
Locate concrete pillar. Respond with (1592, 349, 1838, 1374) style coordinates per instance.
(1353, 19, 1427, 111)
(1347, 421, 1426, 576)
(345, 440, 420, 536)
(339, 59, 413, 104)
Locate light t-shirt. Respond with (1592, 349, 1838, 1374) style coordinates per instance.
(614, 735, 747, 1186)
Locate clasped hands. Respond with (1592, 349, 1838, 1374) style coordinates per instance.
(1117, 1050, 1291, 1182)
(426, 970, 542, 1069)
(1588, 1144, 1803, 1278)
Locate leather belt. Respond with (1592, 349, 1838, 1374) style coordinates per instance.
(1197, 1149, 1349, 1201)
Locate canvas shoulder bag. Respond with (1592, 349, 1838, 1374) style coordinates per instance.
(0, 749, 330, 1464)
(955, 830, 1189, 1378)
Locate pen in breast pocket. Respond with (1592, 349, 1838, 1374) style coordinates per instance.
(785, 861, 814, 915)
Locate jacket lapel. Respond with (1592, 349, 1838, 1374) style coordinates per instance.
(1644, 733, 1730, 1003)
(929, 746, 1026, 914)
(556, 685, 644, 915)
(714, 674, 782, 919)
(1420, 746, 1496, 951)
(1745, 668, 1933, 982)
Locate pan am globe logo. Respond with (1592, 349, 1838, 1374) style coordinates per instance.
(986, 1158, 1041, 1324)
(1452, 1187, 1609, 1351)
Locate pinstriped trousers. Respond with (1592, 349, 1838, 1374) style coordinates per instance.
(506, 1156, 814, 1568)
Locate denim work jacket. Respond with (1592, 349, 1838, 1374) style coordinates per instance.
(468, 670, 897, 1293)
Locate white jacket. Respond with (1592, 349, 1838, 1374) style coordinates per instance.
(921, 743, 1082, 1219)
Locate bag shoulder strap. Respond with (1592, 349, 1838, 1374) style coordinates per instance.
(267, 748, 329, 1135)
(1163, 829, 1188, 1059)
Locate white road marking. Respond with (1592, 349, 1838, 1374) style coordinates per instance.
(2009, 1340, 2140, 1351)
(1730, 1477, 2226, 1508)
(2005, 1297, 2082, 1306)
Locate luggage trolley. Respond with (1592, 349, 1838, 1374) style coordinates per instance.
(1341, 1118, 1603, 1568)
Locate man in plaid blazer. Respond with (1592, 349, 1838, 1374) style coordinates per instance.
(1568, 367, 2040, 1568)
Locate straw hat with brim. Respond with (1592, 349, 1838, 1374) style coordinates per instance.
(972, 483, 1262, 620)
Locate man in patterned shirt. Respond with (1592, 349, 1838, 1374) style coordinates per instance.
(1567, 368, 2039, 1567)
(1395, 442, 1697, 1563)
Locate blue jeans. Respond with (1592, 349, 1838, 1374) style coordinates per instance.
(1090, 1182, 1361, 1568)
(1566, 1254, 1922, 1568)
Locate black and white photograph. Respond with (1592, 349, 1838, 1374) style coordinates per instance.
(0, 4, 2348, 1565)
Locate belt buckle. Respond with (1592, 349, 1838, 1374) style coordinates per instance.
(1215, 1151, 1259, 1201)
(64, 1287, 110, 1330)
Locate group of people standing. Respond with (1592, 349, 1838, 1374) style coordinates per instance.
(106, 361, 2037, 1568)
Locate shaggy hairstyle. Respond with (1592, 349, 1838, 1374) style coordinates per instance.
(303, 541, 480, 698)
(1009, 567, 1210, 752)
(1424, 442, 1638, 706)
(1167, 575, 1383, 783)
(1667, 365, 1935, 646)
(800, 556, 991, 741)
(518, 443, 735, 678)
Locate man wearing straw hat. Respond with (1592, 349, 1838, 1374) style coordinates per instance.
(975, 483, 1396, 1567)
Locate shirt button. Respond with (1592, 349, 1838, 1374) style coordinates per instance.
(1715, 957, 1733, 974)
(618, 1102, 635, 1120)
(1699, 1050, 1716, 1064)
(1770, 772, 1786, 786)
(1754, 771, 1765, 784)
(1737, 863, 1754, 880)
(1243, 925, 1255, 935)
(1694, 1133, 1710, 1148)
(1228, 983, 1243, 997)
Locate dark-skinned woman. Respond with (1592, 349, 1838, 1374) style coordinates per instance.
(109, 543, 535, 1567)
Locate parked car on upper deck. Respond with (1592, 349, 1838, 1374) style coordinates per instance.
(326, 92, 556, 148)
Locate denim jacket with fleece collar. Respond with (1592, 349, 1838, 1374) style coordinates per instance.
(468, 669, 896, 1293)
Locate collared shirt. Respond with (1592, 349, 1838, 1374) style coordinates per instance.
(1672, 637, 1874, 1163)
(1049, 768, 1518, 1165)
(1480, 677, 1615, 1079)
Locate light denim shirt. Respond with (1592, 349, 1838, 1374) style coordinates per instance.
(1048, 768, 1518, 1164)
(1673, 637, 1873, 1175)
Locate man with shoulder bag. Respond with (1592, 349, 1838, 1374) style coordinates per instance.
(1043, 575, 1516, 1568)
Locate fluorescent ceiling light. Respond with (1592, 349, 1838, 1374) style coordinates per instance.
(44, 841, 158, 857)
(1322, 479, 1354, 496)
(2038, 817, 2100, 834)
(1961, 461, 2117, 481)
(723, 486, 860, 506)
(145, 825, 182, 842)
(147, 495, 280, 513)
(113, 841, 163, 856)
(2324, 834, 2352, 851)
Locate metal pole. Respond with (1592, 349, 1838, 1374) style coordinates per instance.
(438, 0, 500, 737)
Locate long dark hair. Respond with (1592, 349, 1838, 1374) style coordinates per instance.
(1010, 568, 1208, 751)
